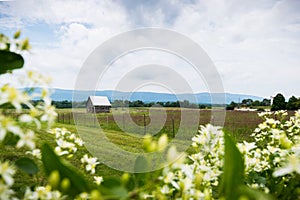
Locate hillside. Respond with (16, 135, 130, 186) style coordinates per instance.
(26, 88, 263, 104)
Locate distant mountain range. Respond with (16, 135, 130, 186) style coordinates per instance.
(26, 88, 263, 104)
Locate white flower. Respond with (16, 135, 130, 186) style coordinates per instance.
(0, 161, 15, 186)
(160, 185, 171, 194)
(0, 85, 30, 112)
(74, 137, 84, 146)
(36, 186, 51, 199)
(258, 123, 268, 130)
(81, 154, 89, 163)
(267, 145, 280, 154)
(40, 104, 57, 125)
(0, 116, 23, 141)
(77, 192, 90, 200)
(85, 157, 99, 174)
(0, 182, 14, 200)
(19, 114, 41, 129)
(25, 185, 64, 200)
(238, 141, 257, 154)
(26, 70, 52, 85)
(93, 176, 103, 185)
(24, 187, 38, 200)
(16, 130, 35, 149)
(55, 147, 69, 156)
(26, 149, 41, 159)
(81, 154, 100, 174)
(19, 114, 33, 123)
(163, 172, 175, 184)
(180, 177, 193, 191)
(56, 139, 77, 153)
(181, 164, 194, 179)
(273, 155, 300, 177)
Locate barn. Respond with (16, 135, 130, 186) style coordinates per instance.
(86, 96, 111, 113)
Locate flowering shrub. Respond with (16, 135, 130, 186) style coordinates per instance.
(1, 31, 300, 199)
(145, 111, 300, 199)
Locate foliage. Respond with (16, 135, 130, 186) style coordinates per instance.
(227, 98, 271, 110)
(287, 96, 300, 110)
(226, 101, 237, 110)
(0, 30, 30, 75)
(271, 93, 286, 111)
(112, 99, 205, 109)
(242, 98, 253, 106)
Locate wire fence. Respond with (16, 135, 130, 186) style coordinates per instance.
(56, 111, 263, 138)
(2, 109, 267, 139)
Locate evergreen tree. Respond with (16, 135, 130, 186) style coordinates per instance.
(287, 96, 298, 110)
(271, 93, 286, 111)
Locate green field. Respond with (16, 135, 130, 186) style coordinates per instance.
(1, 108, 268, 197)
(56, 108, 263, 142)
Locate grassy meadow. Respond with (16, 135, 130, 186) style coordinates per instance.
(1, 107, 270, 197)
(56, 108, 263, 142)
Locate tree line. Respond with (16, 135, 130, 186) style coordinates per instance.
(271, 93, 300, 111)
(36, 99, 211, 109)
(111, 99, 208, 109)
(29, 94, 300, 111)
(226, 98, 271, 110)
(226, 93, 300, 111)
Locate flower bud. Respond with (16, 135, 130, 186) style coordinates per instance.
(121, 173, 130, 184)
(157, 134, 168, 152)
(14, 30, 21, 39)
(48, 170, 60, 189)
(279, 133, 292, 149)
(61, 178, 71, 191)
(90, 190, 102, 200)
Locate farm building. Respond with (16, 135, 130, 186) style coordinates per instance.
(86, 96, 111, 113)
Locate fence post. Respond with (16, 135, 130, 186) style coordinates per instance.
(144, 114, 146, 135)
(123, 113, 125, 130)
(62, 113, 65, 124)
(172, 116, 175, 138)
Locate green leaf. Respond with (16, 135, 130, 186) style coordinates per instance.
(133, 155, 150, 187)
(219, 133, 245, 200)
(134, 155, 149, 173)
(0, 50, 24, 74)
(15, 157, 39, 175)
(239, 186, 274, 200)
(2, 132, 19, 146)
(100, 178, 128, 199)
(41, 143, 90, 197)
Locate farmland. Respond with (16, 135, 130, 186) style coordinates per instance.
(2, 106, 298, 199)
(56, 108, 263, 142)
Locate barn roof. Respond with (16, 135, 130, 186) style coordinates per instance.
(88, 96, 111, 106)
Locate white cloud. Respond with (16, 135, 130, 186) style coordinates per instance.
(0, 0, 299, 98)
(0, 0, 130, 89)
(167, 0, 300, 97)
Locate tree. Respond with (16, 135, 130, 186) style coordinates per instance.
(251, 100, 261, 107)
(261, 98, 271, 106)
(241, 98, 253, 106)
(226, 101, 237, 110)
(271, 93, 286, 111)
(287, 96, 298, 110)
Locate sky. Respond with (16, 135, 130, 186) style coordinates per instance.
(0, 0, 299, 98)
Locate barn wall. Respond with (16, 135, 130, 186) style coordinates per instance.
(94, 106, 111, 113)
(86, 98, 94, 113)
(86, 97, 111, 113)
